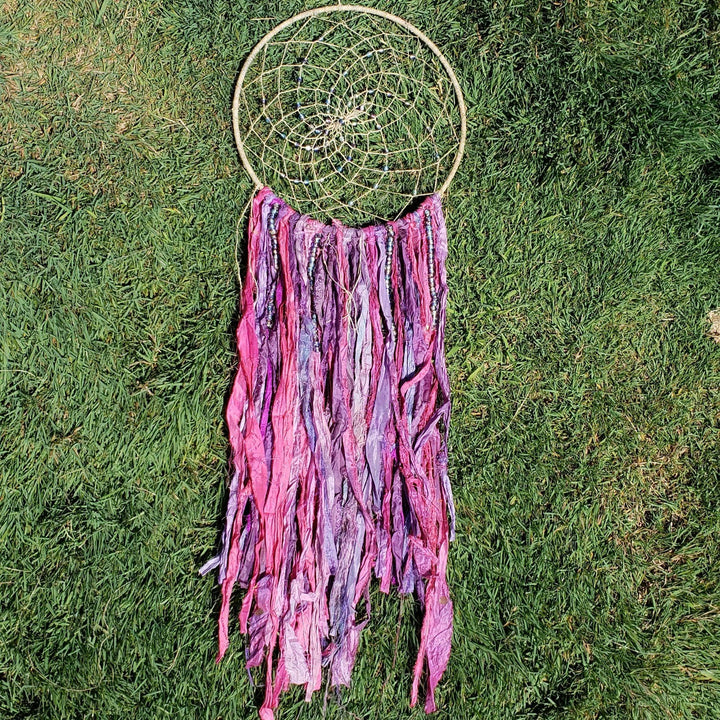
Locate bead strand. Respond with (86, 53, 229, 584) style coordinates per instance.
(266, 203, 280, 328)
(424, 209, 438, 327)
(307, 233, 322, 352)
(384, 224, 396, 340)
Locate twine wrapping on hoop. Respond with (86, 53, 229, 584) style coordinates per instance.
(201, 6, 465, 718)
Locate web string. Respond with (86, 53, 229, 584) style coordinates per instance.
(236, 10, 463, 224)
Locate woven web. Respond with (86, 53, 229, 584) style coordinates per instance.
(236, 10, 462, 225)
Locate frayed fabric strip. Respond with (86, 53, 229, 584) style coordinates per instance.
(201, 187, 455, 718)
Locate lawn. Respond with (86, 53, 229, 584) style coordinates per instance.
(1, 1, 719, 718)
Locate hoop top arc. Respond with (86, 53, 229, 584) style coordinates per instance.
(232, 4, 467, 203)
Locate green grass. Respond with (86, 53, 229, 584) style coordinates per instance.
(2, 1, 720, 718)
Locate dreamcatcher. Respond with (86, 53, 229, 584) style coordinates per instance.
(199, 6, 466, 718)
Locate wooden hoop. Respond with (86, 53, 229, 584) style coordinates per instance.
(232, 4, 467, 202)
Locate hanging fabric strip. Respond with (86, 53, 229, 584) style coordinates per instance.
(200, 187, 455, 719)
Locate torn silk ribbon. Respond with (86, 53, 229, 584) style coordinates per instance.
(200, 186, 455, 719)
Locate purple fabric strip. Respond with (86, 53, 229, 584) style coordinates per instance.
(204, 188, 455, 719)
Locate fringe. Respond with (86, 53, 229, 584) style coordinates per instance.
(200, 187, 455, 718)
